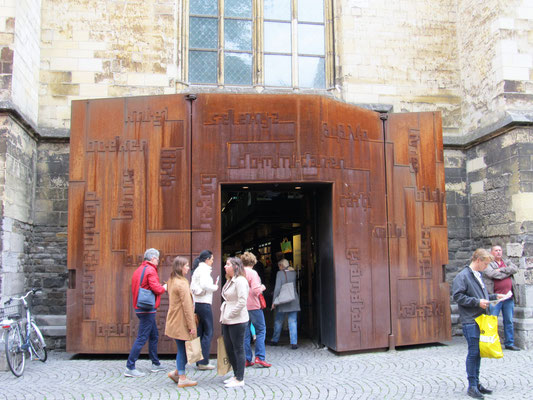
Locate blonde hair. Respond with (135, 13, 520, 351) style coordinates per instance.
(471, 248, 494, 263)
(278, 259, 289, 270)
(240, 251, 257, 267)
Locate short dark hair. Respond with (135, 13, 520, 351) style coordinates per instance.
(199, 250, 213, 262)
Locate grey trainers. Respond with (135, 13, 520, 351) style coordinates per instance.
(124, 368, 145, 377)
(150, 363, 166, 373)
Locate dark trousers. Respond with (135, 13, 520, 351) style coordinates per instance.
(222, 322, 247, 381)
(195, 302, 213, 365)
(462, 322, 481, 389)
(127, 312, 160, 370)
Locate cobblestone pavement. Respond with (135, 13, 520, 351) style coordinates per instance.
(1, 337, 532, 399)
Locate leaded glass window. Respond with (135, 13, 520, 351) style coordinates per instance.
(187, 0, 329, 89)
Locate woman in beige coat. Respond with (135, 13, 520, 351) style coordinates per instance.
(165, 256, 197, 388)
(220, 257, 249, 388)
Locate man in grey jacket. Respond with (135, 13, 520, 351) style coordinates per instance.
(483, 245, 520, 351)
(452, 248, 504, 399)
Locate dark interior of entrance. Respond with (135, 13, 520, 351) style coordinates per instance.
(221, 183, 333, 346)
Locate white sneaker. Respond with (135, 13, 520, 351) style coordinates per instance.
(223, 376, 236, 384)
(178, 378, 198, 388)
(124, 368, 145, 377)
(225, 379, 244, 388)
(197, 363, 215, 370)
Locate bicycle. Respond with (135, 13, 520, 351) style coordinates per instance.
(1, 288, 47, 377)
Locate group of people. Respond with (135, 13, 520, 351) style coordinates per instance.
(452, 245, 520, 399)
(124, 248, 300, 389)
(123, 243, 521, 396)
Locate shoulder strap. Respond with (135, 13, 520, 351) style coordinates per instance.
(140, 265, 148, 288)
(283, 270, 288, 283)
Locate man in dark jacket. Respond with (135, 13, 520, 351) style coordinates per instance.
(483, 245, 520, 351)
(452, 248, 504, 399)
(125, 248, 167, 377)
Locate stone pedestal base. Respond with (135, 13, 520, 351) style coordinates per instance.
(513, 307, 533, 349)
(0, 333, 8, 371)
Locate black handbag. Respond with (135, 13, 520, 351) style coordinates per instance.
(137, 266, 156, 310)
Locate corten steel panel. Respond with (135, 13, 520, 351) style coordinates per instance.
(191, 94, 389, 352)
(318, 97, 390, 352)
(67, 96, 191, 353)
(68, 93, 449, 353)
(385, 112, 451, 347)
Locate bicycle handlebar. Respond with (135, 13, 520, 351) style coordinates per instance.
(7, 288, 42, 303)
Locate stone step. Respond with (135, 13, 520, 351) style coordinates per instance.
(35, 314, 66, 337)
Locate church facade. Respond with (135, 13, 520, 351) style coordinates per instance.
(0, 0, 531, 349)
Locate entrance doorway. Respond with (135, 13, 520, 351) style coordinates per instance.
(221, 183, 334, 346)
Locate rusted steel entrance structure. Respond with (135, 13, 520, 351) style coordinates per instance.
(67, 94, 450, 353)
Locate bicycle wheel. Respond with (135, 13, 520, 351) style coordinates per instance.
(29, 321, 47, 362)
(5, 324, 26, 377)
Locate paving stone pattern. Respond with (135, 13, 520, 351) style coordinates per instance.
(1, 337, 532, 399)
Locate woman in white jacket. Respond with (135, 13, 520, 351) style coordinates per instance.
(190, 250, 219, 370)
(220, 257, 249, 388)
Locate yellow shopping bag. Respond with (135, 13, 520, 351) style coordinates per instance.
(475, 314, 503, 359)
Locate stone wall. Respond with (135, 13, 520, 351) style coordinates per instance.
(0, 114, 36, 303)
(335, 0, 461, 134)
(26, 141, 69, 349)
(30, 142, 69, 304)
(40, 0, 177, 131)
(11, 0, 41, 125)
(444, 149, 474, 277)
(457, 0, 533, 133)
(445, 127, 533, 346)
(37, 0, 465, 137)
(467, 128, 533, 257)
(0, 1, 15, 102)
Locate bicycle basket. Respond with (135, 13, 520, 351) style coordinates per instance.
(0, 303, 22, 320)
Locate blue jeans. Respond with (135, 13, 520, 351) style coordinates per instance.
(490, 298, 515, 346)
(272, 311, 298, 345)
(245, 309, 266, 361)
(126, 312, 160, 370)
(462, 322, 481, 389)
(174, 339, 187, 375)
(195, 302, 213, 365)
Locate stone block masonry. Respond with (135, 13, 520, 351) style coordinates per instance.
(28, 141, 69, 350)
(0, 114, 36, 302)
(444, 149, 476, 282)
(468, 128, 533, 253)
(0, 115, 68, 350)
